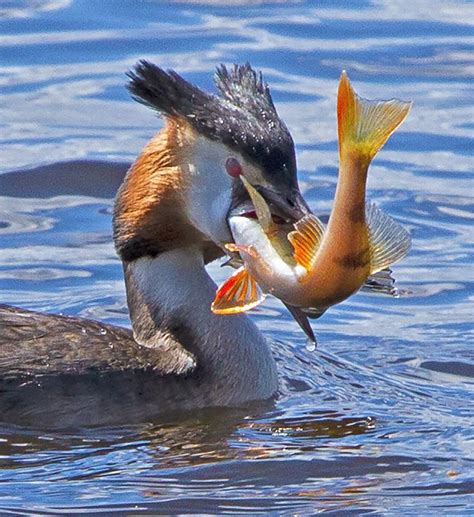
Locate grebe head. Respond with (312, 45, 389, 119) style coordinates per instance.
(117, 61, 310, 258)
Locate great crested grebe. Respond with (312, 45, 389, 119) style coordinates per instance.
(0, 62, 310, 426)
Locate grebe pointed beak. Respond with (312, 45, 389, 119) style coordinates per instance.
(229, 175, 311, 225)
(256, 185, 311, 223)
(283, 303, 317, 345)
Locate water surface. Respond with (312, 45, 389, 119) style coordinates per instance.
(0, 0, 473, 514)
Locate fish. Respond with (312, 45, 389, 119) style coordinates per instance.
(212, 71, 412, 341)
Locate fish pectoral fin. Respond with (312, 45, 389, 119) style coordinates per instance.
(337, 70, 412, 161)
(287, 214, 325, 271)
(366, 202, 411, 274)
(211, 267, 265, 314)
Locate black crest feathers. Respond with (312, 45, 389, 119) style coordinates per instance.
(127, 60, 297, 186)
(215, 62, 275, 114)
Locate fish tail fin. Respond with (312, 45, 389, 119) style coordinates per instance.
(337, 71, 411, 162)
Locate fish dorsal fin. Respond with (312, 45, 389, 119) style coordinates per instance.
(211, 267, 265, 314)
(287, 214, 325, 271)
(366, 202, 411, 274)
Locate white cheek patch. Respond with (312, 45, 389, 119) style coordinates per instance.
(184, 136, 234, 244)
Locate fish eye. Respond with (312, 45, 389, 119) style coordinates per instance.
(225, 157, 242, 178)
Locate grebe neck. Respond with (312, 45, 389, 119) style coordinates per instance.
(123, 246, 278, 403)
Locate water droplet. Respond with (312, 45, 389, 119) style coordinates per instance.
(305, 337, 317, 352)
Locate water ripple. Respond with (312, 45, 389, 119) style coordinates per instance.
(0, 0, 473, 513)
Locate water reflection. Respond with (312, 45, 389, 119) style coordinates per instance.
(0, 406, 421, 515)
(0, 406, 375, 469)
(0, 0, 473, 513)
(1, 1, 472, 178)
(0, 0, 72, 19)
(0, 209, 55, 235)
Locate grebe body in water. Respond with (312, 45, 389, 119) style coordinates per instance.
(0, 62, 309, 427)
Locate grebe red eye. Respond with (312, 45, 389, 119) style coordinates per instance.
(225, 157, 242, 178)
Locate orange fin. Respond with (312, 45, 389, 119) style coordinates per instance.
(287, 214, 325, 271)
(211, 267, 265, 314)
(337, 71, 411, 161)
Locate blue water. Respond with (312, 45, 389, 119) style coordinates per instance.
(1, 0, 473, 514)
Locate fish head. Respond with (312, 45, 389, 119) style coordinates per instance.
(228, 174, 297, 268)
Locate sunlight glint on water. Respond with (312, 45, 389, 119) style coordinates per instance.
(0, 0, 473, 514)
